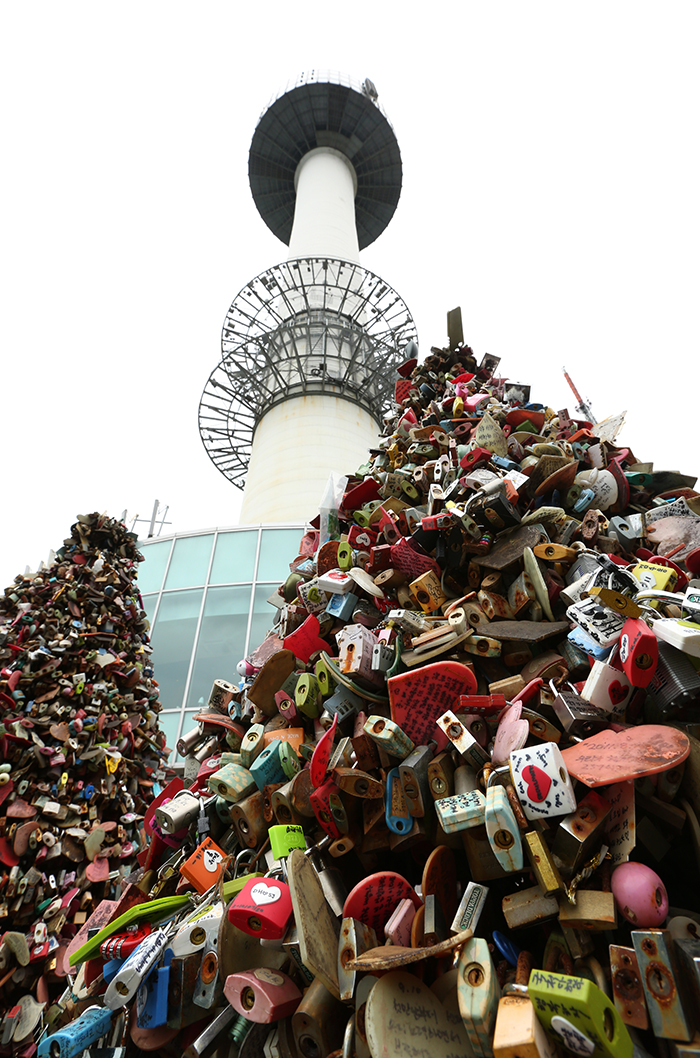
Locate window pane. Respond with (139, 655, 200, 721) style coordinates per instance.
(140, 594, 158, 622)
(158, 712, 181, 760)
(248, 584, 281, 654)
(164, 535, 214, 590)
(149, 589, 203, 711)
(185, 586, 252, 711)
(210, 531, 258, 584)
(257, 528, 303, 582)
(136, 539, 172, 594)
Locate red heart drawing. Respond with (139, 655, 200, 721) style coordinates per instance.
(522, 764, 551, 803)
(609, 680, 629, 705)
(561, 725, 690, 787)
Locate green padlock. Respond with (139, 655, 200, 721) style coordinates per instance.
(295, 674, 321, 718)
(268, 823, 306, 860)
(336, 542, 353, 571)
(528, 969, 632, 1058)
(279, 741, 301, 780)
(240, 723, 265, 768)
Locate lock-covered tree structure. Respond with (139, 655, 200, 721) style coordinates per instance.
(198, 72, 417, 522)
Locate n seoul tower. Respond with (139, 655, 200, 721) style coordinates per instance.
(199, 72, 417, 523)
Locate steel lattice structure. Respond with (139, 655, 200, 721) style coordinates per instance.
(198, 257, 416, 489)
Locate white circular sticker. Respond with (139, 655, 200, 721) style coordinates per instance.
(253, 968, 284, 987)
(202, 848, 223, 873)
(551, 1015, 595, 1055)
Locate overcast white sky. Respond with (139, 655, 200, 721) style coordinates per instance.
(2, 3, 698, 589)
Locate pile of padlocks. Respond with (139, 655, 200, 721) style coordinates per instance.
(0, 514, 168, 1053)
(5, 338, 700, 1057)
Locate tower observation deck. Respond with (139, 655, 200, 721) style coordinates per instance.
(198, 72, 417, 523)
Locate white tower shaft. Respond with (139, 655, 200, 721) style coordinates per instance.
(240, 149, 374, 524)
(288, 148, 360, 264)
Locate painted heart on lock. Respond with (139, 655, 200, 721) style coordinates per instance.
(522, 764, 551, 802)
(250, 882, 281, 906)
(608, 681, 629, 706)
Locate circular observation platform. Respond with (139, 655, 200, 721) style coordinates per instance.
(198, 256, 417, 490)
(249, 72, 402, 251)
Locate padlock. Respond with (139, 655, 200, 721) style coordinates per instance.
(268, 823, 306, 861)
(549, 679, 608, 739)
(363, 715, 414, 759)
(227, 875, 293, 940)
(567, 595, 626, 648)
(509, 742, 577, 820)
(398, 743, 434, 817)
(609, 944, 648, 1030)
(528, 968, 633, 1057)
(240, 723, 266, 768)
(232, 789, 268, 847)
(617, 616, 658, 687)
(409, 570, 446, 612)
(250, 741, 290, 791)
(104, 925, 174, 1010)
(493, 951, 557, 1058)
(632, 929, 695, 1042)
(485, 784, 523, 872)
(451, 880, 489, 936)
(457, 935, 501, 1056)
(428, 751, 456, 799)
(551, 790, 613, 877)
(437, 709, 490, 770)
(523, 831, 563, 897)
(208, 762, 257, 802)
(559, 889, 617, 931)
(180, 837, 226, 895)
(224, 968, 302, 1022)
(385, 767, 412, 835)
(309, 778, 349, 839)
(580, 657, 633, 718)
(434, 790, 486, 833)
(292, 978, 346, 1058)
(37, 1005, 114, 1057)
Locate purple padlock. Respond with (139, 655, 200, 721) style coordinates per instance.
(610, 861, 668, 927)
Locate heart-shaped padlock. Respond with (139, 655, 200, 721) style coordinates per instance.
(227, 874, 293, 939)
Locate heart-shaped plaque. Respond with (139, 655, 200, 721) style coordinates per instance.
(250, 882, 281, 906)
(561, 725, 690, 787)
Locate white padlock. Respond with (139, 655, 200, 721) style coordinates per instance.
(581, 658, 632, 718)
(509, 742, 577, 820)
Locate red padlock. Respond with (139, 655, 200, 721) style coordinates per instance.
(309, 778, 346, 839)
(227, 875, 293, 940)
(459, 446, 493, 471)
(617, 617, 658, 688)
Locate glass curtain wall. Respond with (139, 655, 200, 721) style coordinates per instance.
(137, 525, 304, 758)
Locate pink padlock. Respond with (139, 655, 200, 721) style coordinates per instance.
(224, 968, 302, 1022)
(384, 898, 416, 946)
(227, 875, 293, 939)
(610, 861, 669, 927)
